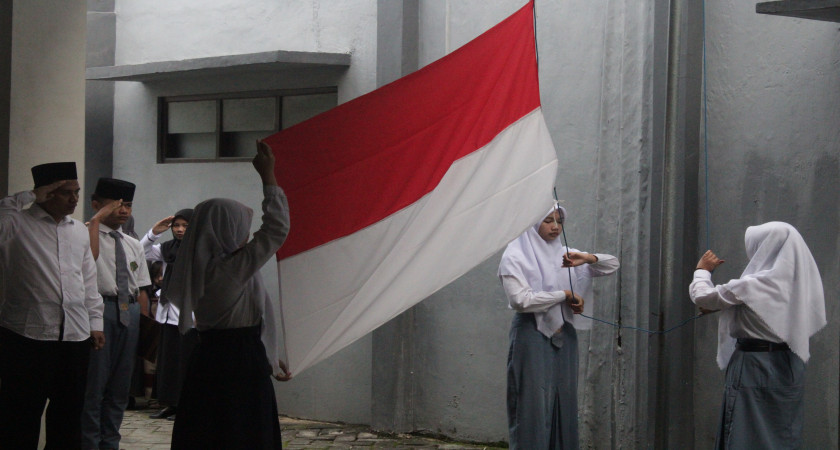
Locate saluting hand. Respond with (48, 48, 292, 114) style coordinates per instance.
(34, 180, 70, 204)
(88, 199, 124, 226)
(152, 216, 175, 235)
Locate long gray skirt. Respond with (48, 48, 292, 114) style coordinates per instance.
(507, 313, 578, 450)
(716, 348, 805, 449)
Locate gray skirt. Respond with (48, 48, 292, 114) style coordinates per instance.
(717, 348, 805, 449)
(507, 313, 578, 450)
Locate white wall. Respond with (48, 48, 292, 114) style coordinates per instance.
(9, 0, 87, 203)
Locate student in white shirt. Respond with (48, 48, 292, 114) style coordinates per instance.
(498, 204, 619, 450)
(80, 178, 151, 450)
(167, 141, 291, 450)
(690, 222, 826, 449)
(0, 162, 104, 449)
(140, 208, 196, 420)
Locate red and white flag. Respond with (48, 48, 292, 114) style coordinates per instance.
(264, 2, 557, 374)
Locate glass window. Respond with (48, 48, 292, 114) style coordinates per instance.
(159, 88, 337, 162)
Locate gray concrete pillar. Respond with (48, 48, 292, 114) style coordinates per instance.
(371, 0, 420, 433)
(85, 0, 115, 218)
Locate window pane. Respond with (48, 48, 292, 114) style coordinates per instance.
(220, 131, 274, 158)
(222, 97, 276, 132)
(168, 101, 216, 133)
(166, 133, 216, 159)
(282, 93, 337, 128)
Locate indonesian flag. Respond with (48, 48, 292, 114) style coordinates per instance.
(264, 2, 558, 374)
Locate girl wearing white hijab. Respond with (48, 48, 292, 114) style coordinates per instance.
(690, 221, 826, 449)
(167, 142, 291, 450)
(499, 205, 619, 450)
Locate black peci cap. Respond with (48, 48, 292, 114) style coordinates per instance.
(94, 177, 136, 202)
(31, 162, 77, 188)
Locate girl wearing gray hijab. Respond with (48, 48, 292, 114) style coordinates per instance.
(167, 142, 291, 450)
(498, 204, 619, 449)
(690, 222, 826, 449)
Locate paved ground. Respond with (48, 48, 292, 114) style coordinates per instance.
(120, 406, 507, 449)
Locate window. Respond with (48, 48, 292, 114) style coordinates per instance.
(158, 88, 338, 162)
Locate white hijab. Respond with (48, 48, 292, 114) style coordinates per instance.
(716, 221, 826, 368)
(498, 206, 597, 336)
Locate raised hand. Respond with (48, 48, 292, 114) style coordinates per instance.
(152, 216, 175, 235)
(34, 180, 70, 203)
(253, 140, 278, 186)
(696, 250, 724, 272)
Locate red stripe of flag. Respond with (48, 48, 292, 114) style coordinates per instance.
(265, 2, 539, 259)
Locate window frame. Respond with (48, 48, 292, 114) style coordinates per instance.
(157, 86, 338, 163)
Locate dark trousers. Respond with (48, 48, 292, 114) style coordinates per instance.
(0, 326, 91, 449)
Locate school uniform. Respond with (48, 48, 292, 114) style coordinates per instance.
(0, 189, 103, 449)
(168, 185, 290, 449)
(498, 206, 619, 450)
(81, 222, 151, 450)
(140, 225, 198, 409)
(690, 222, 825, 449)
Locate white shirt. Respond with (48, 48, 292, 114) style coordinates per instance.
(0, 191, 103, 341)
(140, 229, 182, 325)
(689, 269, 781, 343)
(96, 223, 151, 297)
(501, 252, 619, 333)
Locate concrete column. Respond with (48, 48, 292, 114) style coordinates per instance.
(7, 0, 87, 211)
(1, 0, 11, 197)
(651, 0, 703, 447)
(85, 0, 115, 218)
(371, 0, 420, 433)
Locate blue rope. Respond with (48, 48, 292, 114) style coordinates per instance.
(702, 0, 711, 251)
(580, 311, 711, 335)
(545, 0, 714, 336)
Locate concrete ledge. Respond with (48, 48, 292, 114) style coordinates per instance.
(756, 0, 840, 23)
(86, 50, 351, 82)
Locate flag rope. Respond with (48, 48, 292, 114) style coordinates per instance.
(536, 0, 714, 335)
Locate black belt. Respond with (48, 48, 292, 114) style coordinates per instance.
(102, 295, 137, 304)
(736, 338, 789, 352)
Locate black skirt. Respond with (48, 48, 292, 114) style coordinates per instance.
(171, 325, 282, 450)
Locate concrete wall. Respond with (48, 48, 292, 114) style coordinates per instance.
(695, 4, 840, 448)
(106, 0, 379, 426)
(85, 0, 116, 218)
(7, 0, 87, 206)
(96, 0, 840, 447)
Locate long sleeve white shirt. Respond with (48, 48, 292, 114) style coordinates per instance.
(689, 269, 781, 342)
(0, 191, 103, 341)
(140, 229, 184, 325)
(502, 253, 619, 313)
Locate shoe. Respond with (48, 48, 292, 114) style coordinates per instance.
(149, 406, 176, 419)
(166, 414, 176, 421)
